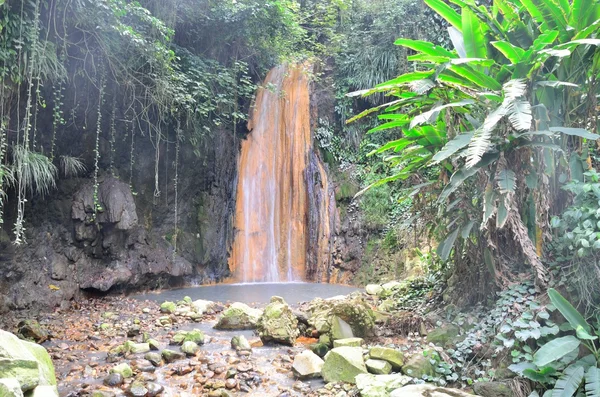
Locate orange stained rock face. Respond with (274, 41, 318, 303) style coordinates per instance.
(229, 64, 314, 282)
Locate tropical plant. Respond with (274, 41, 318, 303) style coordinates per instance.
(509, 288, 600, 397)
(351, 0, 600, 292)
(548, 169, 600, 314)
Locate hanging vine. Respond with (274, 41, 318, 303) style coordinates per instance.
(92, 69, 106, 224)
(173, 118, 181, 254)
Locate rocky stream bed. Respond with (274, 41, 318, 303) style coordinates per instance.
(0, 284, 485, 397)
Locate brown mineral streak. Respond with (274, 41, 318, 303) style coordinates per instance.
(229, 64, 325, 282)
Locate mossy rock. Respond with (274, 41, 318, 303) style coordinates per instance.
(109, 363, 132, 378)
(426, 324, 460, 347)
(369, 346, 404, 369)
(473, 381, 515, 397)
(401, 353, 435, 379)
(214, 302, 262, 330)
(257, 297, 299, 345)
(160, 301, 176, 314)
(321, 347, 367, 384)
(0, 329, 57, 392)
(0, 378, 24, 397)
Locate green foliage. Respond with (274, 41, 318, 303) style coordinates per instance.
(350, 0, 600, 288)
(510, 289, 600, 396)
(548, 170, 600, 313)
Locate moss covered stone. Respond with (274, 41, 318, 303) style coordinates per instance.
(369, 346, 404, 369)
(365, 359, 392, 374)
(401, 353, 435, 379)
(257, 297, 299, 345)
(109, 363, 132, 378)
(160, 301, 176, 313)
(214, 302, 262, 330)
(321, 347, 367, 384)
(426, 324, 460, 347)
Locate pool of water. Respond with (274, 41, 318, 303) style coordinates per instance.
(132, 282, 361, 305)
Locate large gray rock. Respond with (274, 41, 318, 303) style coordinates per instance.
(331, 316, 353, 340)
(0, 329, 57, 393)
(321, 347, 367, 384)
(369, 346, 404, 369)
(402, 353, 436, 379)
(72, 178, 138, 230)
(0, 378, 24, 397)
(365, 359, 392, 374)
(355, 373, 411, 397)
(214, 302, 263, 330)
(307, 295, 375, 339)
(257, 297, 299, 345)
(292, 350, 324, 379)
(473, 381, 514, 397)
(191, 299, 215, 314)
(390, 384, 480, 396)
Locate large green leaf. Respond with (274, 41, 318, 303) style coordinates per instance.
(394, 39, 457, 58)
(462, 8, 488, 59)
(548, 288, 593, 333)
(492, 41, 526, 63)
(570, 0, 599, 31)
(549, 127, 600, 140)
(437, 226, 460, 261)
(411, 100, 474, 129)
(533, 336, 581, 367)
(585, 367, 600, 397)
(553, 365, 585, 397)
(497, 169, 516, 194)
(432, 132, 474, 163)
(424, 0, 463, 31)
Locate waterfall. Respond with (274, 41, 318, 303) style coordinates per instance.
(229, 64, 335, 283)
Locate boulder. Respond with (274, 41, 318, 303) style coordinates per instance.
(128, 381, 148, 397)
(307, 295, 375, 339)
(161, 349, 185, 363)
(181, 341, 199, 356)
(365, 284, 383, 296)
(214, 303, 262, 330)
(331, 316, 353, 340)
(230, 336, 252, 352)
(144, 352, 162, 367)
(355, 373, 411, 397)
(402, 353, 435, 379)
(192, 299, 215, 314)
(333, 338, 364, 348)
(160, 301, 176, 314)
(365, 359, 392, 374)
(171, 329, 205, 345)
(390, 384, 480, 396)
(0, 378, 24, 397)
(291, 350, 324, 379)
(473, 381, 515, 397)
(16, 320, 48, 343)
(321, 347, 367, 384)
(369, 346, 404, 369)
(257, 297, 299, 345)
(0, 329, 57, 392)
(426, 324, 460, 347)
(310, 343, 329, 358)
(109, 363, 132, 378)
(124, 342, 150, 354)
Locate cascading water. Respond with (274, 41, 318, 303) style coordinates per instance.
(229, 64, 335, 283)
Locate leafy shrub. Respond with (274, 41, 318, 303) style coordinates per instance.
(549, 170, 600, 314)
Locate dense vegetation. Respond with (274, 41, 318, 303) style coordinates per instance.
(3, 0, 600, 395)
